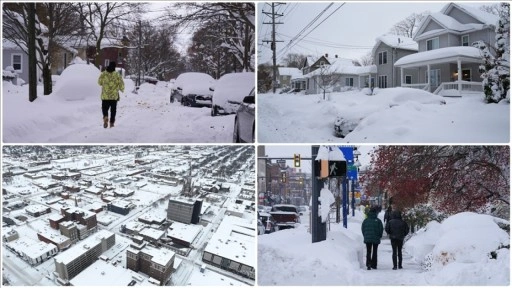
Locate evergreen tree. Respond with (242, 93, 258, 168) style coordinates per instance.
(474, 3, 510, 103)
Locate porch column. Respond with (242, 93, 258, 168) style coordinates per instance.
(427, 64, 431, 92)
(400, 67, 404, 87)
(457, 58, 462, 93)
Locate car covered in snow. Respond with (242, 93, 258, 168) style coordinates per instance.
(211, 72, 255, 116)
(233, 87, 255, 143)
(170, 72, 215, 107)
(334, 87, 447, 138)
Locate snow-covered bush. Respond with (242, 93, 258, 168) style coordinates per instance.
(3, 66, 18, 83)
(404, 203, 446, 232)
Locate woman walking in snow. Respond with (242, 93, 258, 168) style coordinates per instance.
(361, 206, 383, 270)
(385, 210, 409, 270)
(98, 61, 124, 128)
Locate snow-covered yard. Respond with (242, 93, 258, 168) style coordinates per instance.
(2, 64, 236, 143)
(257, 88, 510, 143)
(258, 210, 510, 286)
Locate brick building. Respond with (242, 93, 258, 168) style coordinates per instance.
(126, 241, 175, 286)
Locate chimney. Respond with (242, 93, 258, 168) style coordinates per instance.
(335, 55, 338, 58)
(325, 53, 328, 58)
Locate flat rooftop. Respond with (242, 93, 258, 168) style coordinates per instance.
(53, 230, 114, 265)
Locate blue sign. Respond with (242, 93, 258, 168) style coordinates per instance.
(339, 147, 358, 179)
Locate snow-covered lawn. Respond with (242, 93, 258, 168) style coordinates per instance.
(3, 66, 235, 143)
(258, 88, 510, 143)
(258, 210, 510, 286)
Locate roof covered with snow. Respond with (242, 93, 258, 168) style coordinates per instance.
(374, 34, 418, 54)
(54, 230, 115, 265)
(394, 46, 482, 67)
(278, 67, 302, 78)
(167, 222, 202, 243)
(204, 215, 255, 267)
(441, 2, 499, 26)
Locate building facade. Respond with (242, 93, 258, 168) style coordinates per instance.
(126, 242, 175, 286)
(167, 198, 203, 224)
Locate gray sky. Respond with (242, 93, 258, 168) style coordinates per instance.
(262, 145, 375, 173)
(257, 1, 485, 65)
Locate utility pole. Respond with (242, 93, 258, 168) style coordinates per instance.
(262, 3, 284, 93)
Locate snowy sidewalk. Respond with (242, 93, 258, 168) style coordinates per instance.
(361, 235, 428, 285)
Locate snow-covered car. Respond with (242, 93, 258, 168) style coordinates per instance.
(233, 88, 255, 143)
(211, 72, 255, 116)
(171, 72, 215, 107)
(333, 87, 447, 138)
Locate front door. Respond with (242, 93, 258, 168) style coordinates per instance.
(426, 69, 440, 91)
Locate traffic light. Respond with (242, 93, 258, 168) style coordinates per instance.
(281, 172, 287, 183)
(293, 154, 301, 168)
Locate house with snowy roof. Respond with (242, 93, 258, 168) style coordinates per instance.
(276, 67, 302, 88)
(394, 2, 499, 96)
(2, 39, 42, 85)
(372, 34, 419, 88)
(295, 54, 377, 94)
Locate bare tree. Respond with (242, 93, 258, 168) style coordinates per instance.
(3, 3, 82, 96)
(389, 11, 429, 38)
(74, 2, 146, 68)
(480, 3, 500, 16)
(312, 64, 343, 100)
(165, 2, 255, 71)
(353, 51, 374, 66)
(282, 53, 306, 68)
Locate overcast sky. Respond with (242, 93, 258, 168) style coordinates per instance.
(257, 1, 485, 65)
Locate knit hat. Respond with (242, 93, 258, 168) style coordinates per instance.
(106, 61, 116, 72)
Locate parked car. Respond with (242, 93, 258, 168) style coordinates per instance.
(233, 88, 255, 143)
(211, 72, 255, 116)
(170, 72, 215, 107)
(258, 212, 276, 234)
(270, 204, 301, 230)
(257, 219, 265, 235)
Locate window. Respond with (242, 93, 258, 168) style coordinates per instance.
(462, 35, 469, 47)
(345, 78, 354, 87)
(462, 69, 471, 81)
(378, 51, 387, 65)
(378, 75, 387, 88)
(12, 54, 22, 71)
(426, 38, 439, 51)
(405, 75, 412, 84)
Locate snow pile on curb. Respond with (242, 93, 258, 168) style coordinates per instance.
(405, 212, 510, 285)
(52, 63, 101, 101)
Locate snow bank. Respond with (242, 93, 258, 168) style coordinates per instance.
(405, 212, 510, 285)
(258, 225, 364, 285)
(52, 63, 101, 101)
(319, 188, 335, 223)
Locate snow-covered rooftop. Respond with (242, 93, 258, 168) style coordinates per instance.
(127, 244, 175, 267)
(441, 2, 499, 26)
(167, 222, 202, 243)
(69, 257, 152, 286)
(6, 237, 57, 258)
(53, 230, 114, 265)
(139, 227, 165, 240)
(394, 46, 482, 67)
(375, 34, 418, 52)
(278, 67, 302, 78)
(203, 215, 255, 267)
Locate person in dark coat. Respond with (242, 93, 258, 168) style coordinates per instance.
(384, 206, 392, 224)
(385, 210, 410, 270)
(361, 206, 384, 270)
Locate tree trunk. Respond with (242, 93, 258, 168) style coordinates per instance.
(28, 3, 37, 102)
(43, 65, 52, 95)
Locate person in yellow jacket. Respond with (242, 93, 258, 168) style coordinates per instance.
(98, 61, 124, 128)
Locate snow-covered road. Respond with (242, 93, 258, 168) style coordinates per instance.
(3, 80, 236, 143)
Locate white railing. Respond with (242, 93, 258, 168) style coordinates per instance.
(402, 83, 430, 91)
(433, 81, 483, 96)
